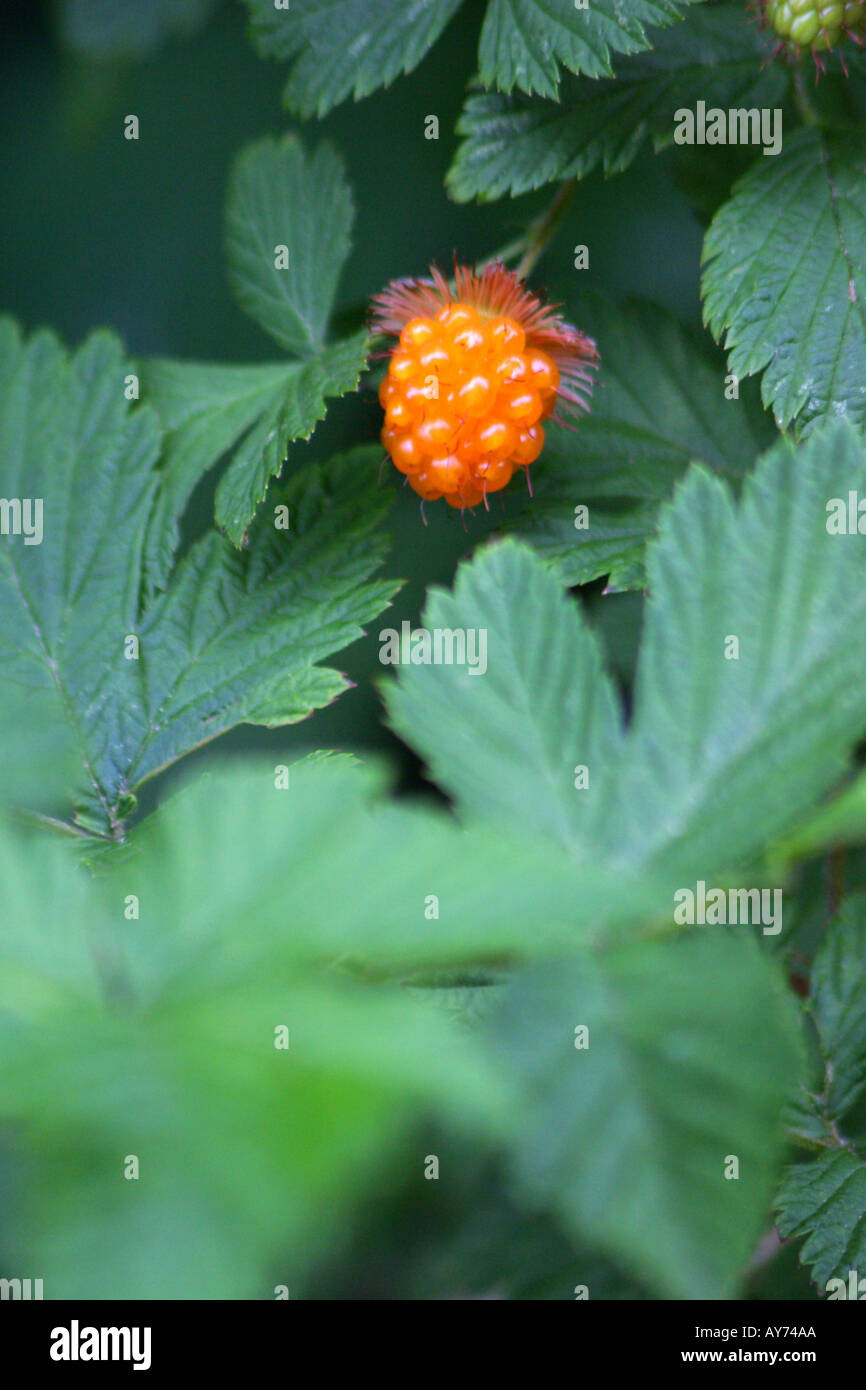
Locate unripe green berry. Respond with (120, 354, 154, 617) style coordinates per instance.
(766, 0, 866, 52)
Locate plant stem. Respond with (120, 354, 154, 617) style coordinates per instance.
(480, 234, 529, 269)
(479, 178, 580, 280)
(791, 63, 822, 127)
(516, 178, 579, 279)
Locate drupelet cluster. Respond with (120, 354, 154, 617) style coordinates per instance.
(764, 0, 866, 59)
(379, 304, 559, 508)
(371, 261, 598, 510)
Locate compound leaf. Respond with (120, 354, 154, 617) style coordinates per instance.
(390, 422, 866, 887)
(0, 321, 396, 833)
(450, 6, 781, 200)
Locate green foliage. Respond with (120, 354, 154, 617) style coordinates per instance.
(389, 421, 866, 879)
(768, 769, 866, 868)
(450, 5, 781, 200)
(142, 336, 368, 555)
(241, 0, 701, 117)
(807, 898, 866, 1121)
(477, 0, 704, 95)
(140, 357, 291, 583)
(490, 932, 800, 1298)
(112, 754, 646, 970)
(0, 759, 514, 1297)
(241, 0, 464, 117)
(225, 135, 354, 358)
(384, 423, 866, 1295)
(606, 420, 866, 878)
(388, 538, 623, 854)
(498, 295, 772, 590)
(703, 129, 866, 435)
(0, 317, 397, 834)
(143, 135, 367, 550)
(776, 898, 866, 1290)
(9, 0, 866, 1306)
(776, 1149, 866, 1290)
(0, 717, 803, 1301)
(214, 337, 369, 546)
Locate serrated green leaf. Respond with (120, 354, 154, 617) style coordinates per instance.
(138, 357, 291, 589)
(609, 421, 866, 877)
(226, 134, 353, 357)
(491, 930, 801, 1299)
(123, 450, 397, 795)
(500, 295, 773, 589)
(450, 6, 781, 200)
(115, 757, 664, 980)
(386, 538, 623, 855)
(140, 333, 369, 566)
(0, 680, 81, 816)
(0, 322, 397, 833)
(143, 133, 368, 556)
(776, 1148, 866, 1290)
(479, 0, 702, 95)
(241, 0, 464, 118)
(214, 331, 369, 545)
(807, 897, 866, 1122)
(702, 128, 866, 435)
(389, 421, 866, 887)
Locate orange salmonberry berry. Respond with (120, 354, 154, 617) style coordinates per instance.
(474, 456, 513, 490)
(387, 350, 417, 384)
(446, 480, 485, 509)
(413, 415, 454, 450)
(427, 454, 467, 493)
(371, 260, 598, 510)
(494, 353, 529, 386)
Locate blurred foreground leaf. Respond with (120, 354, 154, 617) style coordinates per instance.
(489, 931, 800, 1298)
